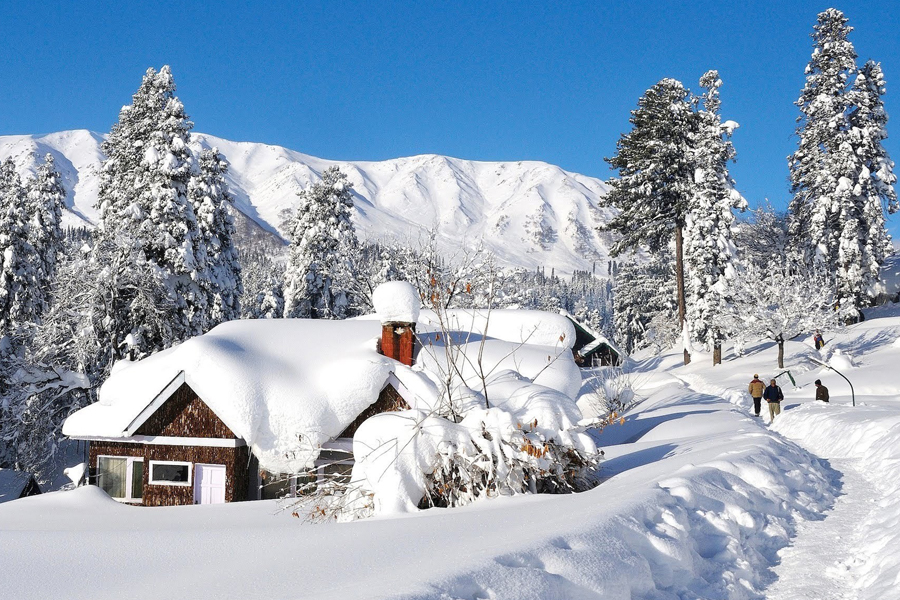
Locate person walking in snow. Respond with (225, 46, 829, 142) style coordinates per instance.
(815, 379, 829, 403)
(763, 379, 784, 421)
(748, 374, 765, 417)
(813, 330, 825, 350)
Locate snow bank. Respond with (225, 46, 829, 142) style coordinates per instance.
(773, 403, 900, 600)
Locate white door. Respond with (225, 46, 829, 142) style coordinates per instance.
(194, 464, 227, 505)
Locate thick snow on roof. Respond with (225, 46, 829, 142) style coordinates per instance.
(418, 308, 576, 349)
(64, 319, 397, 473)
(64, 306, 583, 473)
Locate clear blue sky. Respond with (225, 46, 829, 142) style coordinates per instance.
(1, 1, 897, 235)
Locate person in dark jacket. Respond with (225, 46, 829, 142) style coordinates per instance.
(815, 379, 829, 403)
(748, 374, 765, 417)
(813, 330, 825, 350)
(763, 379, 784, 421)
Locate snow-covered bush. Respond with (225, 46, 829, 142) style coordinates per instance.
(345, 374, 601, 518)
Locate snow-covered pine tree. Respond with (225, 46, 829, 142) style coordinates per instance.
(24, 154, 66, 319)
(189, 147, 243, 329)
(684, 71, 746, 364)
(788, 9, 858, 271)
(93, 65, 204, 358)
(283, 166, 358, 319)
(0, 159, 40, 339)
(240, 249, 285, 319)
(789, 10, 897, 321)
(602, 78, 694, 363)
(847, 60, 898, 303)
(613, 257, 677, 355)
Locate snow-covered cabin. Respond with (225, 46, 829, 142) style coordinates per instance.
(561, 311, 623, 367)
(0, 469, 41, 504)
(63, 283, 580, 506)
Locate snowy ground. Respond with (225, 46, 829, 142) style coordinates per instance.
(2, 305, 900, 599)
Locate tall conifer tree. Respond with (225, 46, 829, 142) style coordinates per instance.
(601, 78, 694, 363)
(684, 71, 746, 363)
(25, 154, 66, 318)
(788, 9, 897, 319)
(0, 159, 40, 338)
(189, 147, 243, 329)
(283, 167, 358, 319)
(93, 65, 204, 358)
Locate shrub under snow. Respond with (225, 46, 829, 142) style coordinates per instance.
(345, 371, 600, 518)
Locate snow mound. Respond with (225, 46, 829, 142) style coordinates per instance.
(373, 281, 420, 324)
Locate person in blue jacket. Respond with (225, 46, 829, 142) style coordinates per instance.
(763, 379, 784, 421)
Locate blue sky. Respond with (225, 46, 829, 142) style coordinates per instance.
(1, 1, 897, 235)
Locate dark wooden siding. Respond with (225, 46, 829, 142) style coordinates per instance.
(339, 383, 410, 438)
(89, 441, 250, 507)
(135, 383, 236, 438)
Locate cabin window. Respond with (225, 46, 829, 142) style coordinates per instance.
(97, 456, 144, 503)
(148, 461, 192, 486)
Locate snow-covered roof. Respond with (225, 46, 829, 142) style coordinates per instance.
(558, 310, 624, 359)
(64, 319, 397, 473)
(63, 309, 582, 473)
(0, 469, 35, 504)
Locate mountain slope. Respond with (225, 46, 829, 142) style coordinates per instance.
(0, 130, 614, 273)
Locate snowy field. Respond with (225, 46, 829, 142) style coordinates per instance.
(2, 306, 900, 599)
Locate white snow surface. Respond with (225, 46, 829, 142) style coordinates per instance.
(373, 280, 421, 324)
(15, 303, 900, 599)
(0, 130, 615, 273)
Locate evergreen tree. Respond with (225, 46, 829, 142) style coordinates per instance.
(240, 249, 285, 320)
(24, 154, 66, 318)
(601, 78, 695, 363)
(93, 65, 204, 358)
(789, 10, 897, 320)
(846, 60, 898, 302)
(0, 159, 40, 338)
(283, 166, 358, 319)
(613, 257, 677, 355)
(788, 8, 858, 270)
(684, 71, 746, 363)
(189, 147, 243, 328)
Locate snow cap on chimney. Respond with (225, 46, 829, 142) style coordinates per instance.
(373, 281, 420, 325)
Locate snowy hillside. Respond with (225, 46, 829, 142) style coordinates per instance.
(0, 130, 615, 273)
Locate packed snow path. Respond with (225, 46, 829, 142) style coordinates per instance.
(765, 458, 869, 600)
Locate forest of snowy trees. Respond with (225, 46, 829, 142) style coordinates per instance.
(607, 8, 896, 363)
(0, 8, 896, 486)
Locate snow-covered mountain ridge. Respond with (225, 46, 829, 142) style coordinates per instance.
(0, 130, 615, 273)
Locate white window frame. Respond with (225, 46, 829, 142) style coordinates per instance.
(96, 455, 144, 504)
(148, 460, 193, 486)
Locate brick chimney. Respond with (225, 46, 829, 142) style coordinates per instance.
(380, 322, 417, 366)
(373, 281, 421, 367)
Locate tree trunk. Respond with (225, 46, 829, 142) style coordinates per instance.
(713, 342, 722, 366)
(674, 224, 690, 365)
(777, 340, 784, 369)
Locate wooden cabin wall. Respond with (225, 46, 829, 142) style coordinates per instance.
(340, 384, 410, 438)
(135, 383, 236, 439)
(90, 441, 250, 507)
